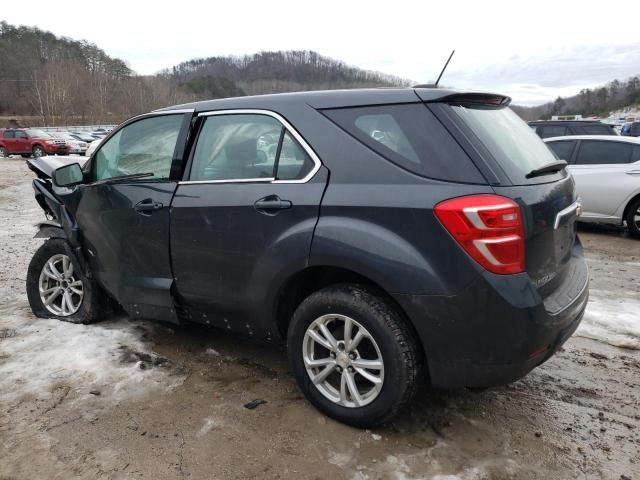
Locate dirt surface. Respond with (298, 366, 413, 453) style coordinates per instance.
(0, 157, 638, 480)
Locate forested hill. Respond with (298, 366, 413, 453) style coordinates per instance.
(166, 51, 410, 98)
(0, 22, 409, 125)
(512, 76, 640, 120)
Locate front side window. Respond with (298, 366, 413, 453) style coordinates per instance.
(190, 114, 314, 181)
(575, 141, 633, 165)
(547, 140, 576, 162)
(14, 131, 27, 139)
(93, 115, 183, 181)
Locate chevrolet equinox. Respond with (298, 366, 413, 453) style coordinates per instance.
(26, 88, 589, 427)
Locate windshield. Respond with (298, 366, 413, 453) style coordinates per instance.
(25, 129, 51, 138)
(449, 105, 559, 184)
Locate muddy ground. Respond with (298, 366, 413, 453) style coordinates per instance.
(0, 157, 638, 480)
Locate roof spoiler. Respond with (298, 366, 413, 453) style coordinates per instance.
(414, 89, 511, 106)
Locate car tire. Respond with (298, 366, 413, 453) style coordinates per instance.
(0, 146, 7, 158)
(287, 284, 422, 428)
(32, 145, 45, 158)
(625, 197, 640, 238)
(26, 238, 108, 324)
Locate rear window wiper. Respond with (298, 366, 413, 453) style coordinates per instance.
(525, 160, 567, 179)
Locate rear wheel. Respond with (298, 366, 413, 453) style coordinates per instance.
(625, 197, 640, 238)
(287, 284, 422, 427)
(26, 238, 108, 323)
(32, 145, 45, 158)
(0, 146, 7, 157)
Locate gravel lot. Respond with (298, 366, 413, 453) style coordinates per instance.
(0, 157, 639, 480)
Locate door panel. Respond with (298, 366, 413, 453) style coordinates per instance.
(67, 113, 189, 322)
(74, 182, 178, 320)
(569, 164, 636, 218)
(170, 171, 327, 335)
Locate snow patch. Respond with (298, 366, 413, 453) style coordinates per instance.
(576, 291, 640, 349)
(205, 347, 220, 356)
(197, 416, 221, 436)
(0, 294, 185, 403)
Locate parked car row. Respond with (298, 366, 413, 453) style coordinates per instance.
(0, 126, 111, 158)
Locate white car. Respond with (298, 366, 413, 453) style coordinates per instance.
(544, 135, 640, 237)
(85, 137, 103, 158)
(50, 132, 88, 155)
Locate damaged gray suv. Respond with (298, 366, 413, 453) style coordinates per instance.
(26, 88, 589, 427)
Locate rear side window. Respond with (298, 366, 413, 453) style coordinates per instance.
(575, 141, 633, 165)
(3, 131, 14, 139)
(190, 114, 315, 182)
(323, 103, 484, 183)
(449, 105, 558, 184)
(581, 125, 612, 135)
(547, 140, 576, 161)
(539, 125, 568, 138)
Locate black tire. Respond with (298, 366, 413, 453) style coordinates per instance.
(287, 284, 422, 428)
(32, 145, 45, 158)
(625, 197, 640, 238)
(26, 238, 108, 324)
(0, 146, 7, 158)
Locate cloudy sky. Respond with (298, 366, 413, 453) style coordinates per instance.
(3, 0, 639, 105)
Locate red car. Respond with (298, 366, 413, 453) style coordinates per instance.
(0, 128, 70, 158)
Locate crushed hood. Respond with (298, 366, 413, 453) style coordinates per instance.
(27, 155, 88, 179)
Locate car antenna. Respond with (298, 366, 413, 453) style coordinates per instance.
(434, 49, 455, 87)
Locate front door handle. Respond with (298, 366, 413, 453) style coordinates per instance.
(254, 195, 292, 213)
(134, 198, 163, 214)
(626, 170, 640, 176)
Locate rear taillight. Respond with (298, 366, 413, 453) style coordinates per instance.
(434, 195, 525, 275)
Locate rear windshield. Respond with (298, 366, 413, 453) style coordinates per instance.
(323, 103, 485, 184)
(449, 105, 559, 184)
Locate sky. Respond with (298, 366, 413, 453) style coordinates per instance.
(2, 0, 640, 106)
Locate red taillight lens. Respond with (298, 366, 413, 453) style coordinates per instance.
(434, 195, 525, 275)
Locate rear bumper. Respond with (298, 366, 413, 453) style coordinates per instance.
(394, 242, 589, 388)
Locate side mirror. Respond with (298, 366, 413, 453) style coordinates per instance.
(52, 163, 84, 187)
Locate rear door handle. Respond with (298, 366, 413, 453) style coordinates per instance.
(254, 195, 292, 212)
(626, 170, 640, 176)
(134, 198, 163, 214)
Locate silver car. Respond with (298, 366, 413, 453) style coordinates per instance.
(545, 135, 640, 237)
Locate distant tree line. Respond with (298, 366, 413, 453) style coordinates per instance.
(0, 22, 408, 126)
(512, 76, 640, 121)
(167, 50, 410, 98)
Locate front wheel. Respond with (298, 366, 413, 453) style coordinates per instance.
(625, 197, 640, 238)
(26, 238, 107, 323)
(32, 145, 45, 158)
(287, 284, 422, 427)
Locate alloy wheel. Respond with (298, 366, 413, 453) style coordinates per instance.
(38, 254, 84, 316)
(33, 146, 44, 158)
(303, 314, 384, 408)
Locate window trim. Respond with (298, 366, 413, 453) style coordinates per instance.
(179, 109, 322, 185)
